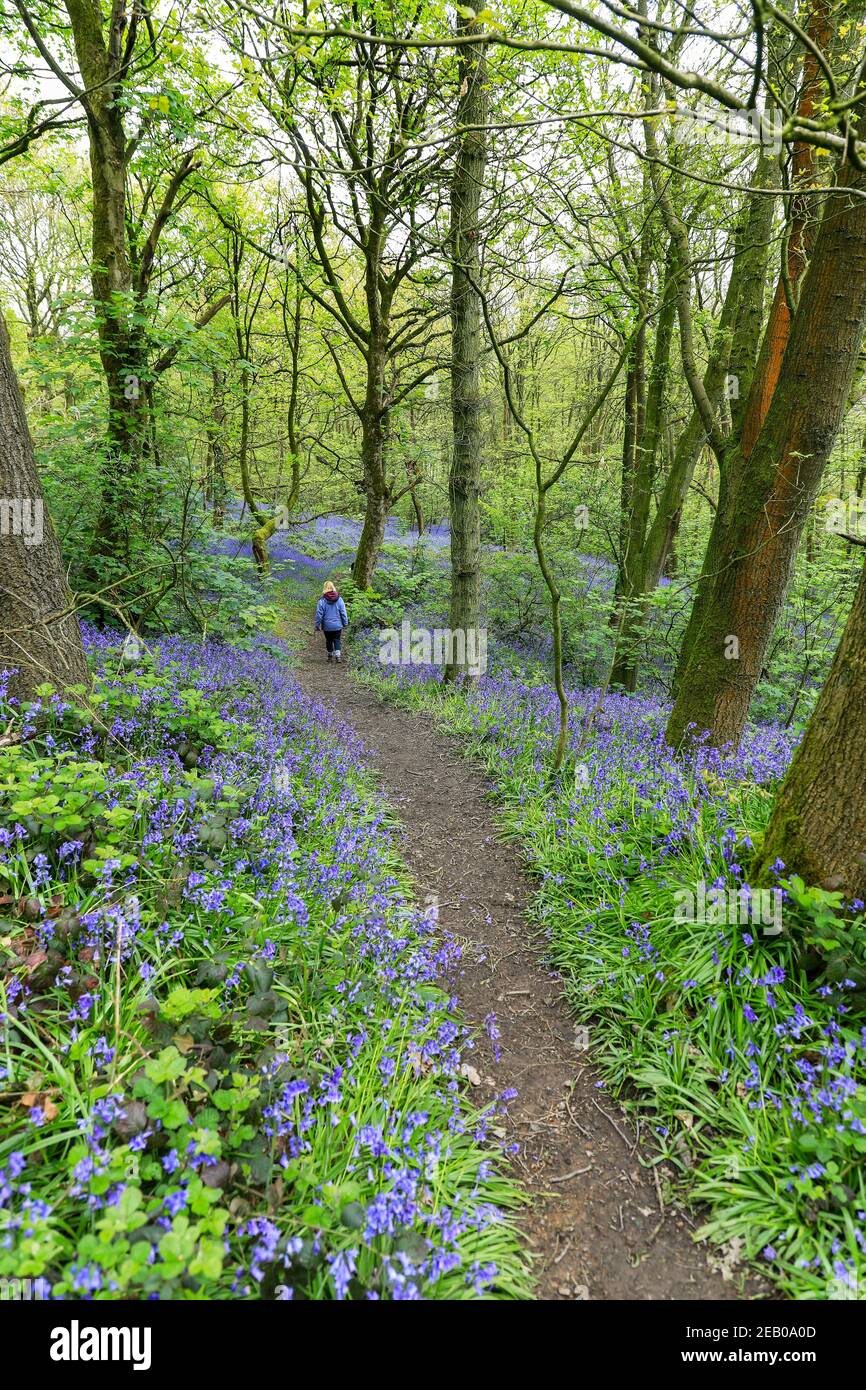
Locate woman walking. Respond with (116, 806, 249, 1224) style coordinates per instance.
(315, 581, 348, 662)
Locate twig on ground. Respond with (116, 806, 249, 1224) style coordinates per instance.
(592, 1097, 634, 1150)
(653, 1164, 665, 1215)
(549, 1165, 592, 1183)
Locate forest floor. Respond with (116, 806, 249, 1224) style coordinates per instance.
(295, 624, 764, 1301)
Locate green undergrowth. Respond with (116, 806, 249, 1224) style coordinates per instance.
(0, 635, 529, 1300)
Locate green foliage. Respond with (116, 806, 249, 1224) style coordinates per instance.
(0, 642, 528, 1300)
(784, 877, 866, 1005)
(340, 543, 448, 630)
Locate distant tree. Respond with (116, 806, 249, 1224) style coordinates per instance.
(227, 0, 450, 586)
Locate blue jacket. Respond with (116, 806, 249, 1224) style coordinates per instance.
(316, 593, 348, 632)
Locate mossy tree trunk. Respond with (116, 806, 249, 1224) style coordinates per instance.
(666, 146, 866, 749)
(64, 0, 146, 563)
(444, 23, 487, 683)
(665, 6, 863, 747)
(611, 128, 775, 694)
(754, 552, 866, 901)
(351, 337, 390, 589)
(611, 162, 651, 619)
(62, 1, 203, 570)
(205, 369, 228, 528)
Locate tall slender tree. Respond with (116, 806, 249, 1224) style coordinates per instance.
(444, 18, 487, 682)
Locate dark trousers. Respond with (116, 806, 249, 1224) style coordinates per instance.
(324, 629, 342, 654)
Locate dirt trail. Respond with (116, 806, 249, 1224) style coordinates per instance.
(296, 631, 760, 1301)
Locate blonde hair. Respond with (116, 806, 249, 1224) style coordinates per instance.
(322, 581, 337, 595)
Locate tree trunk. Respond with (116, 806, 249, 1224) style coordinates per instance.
(237, 369, 274, 574)
(351, 345, 390, 588)
(611, 150, 775, 691)
(667, 148, 866, 749)
(612, 111, 776, 691)
(65, 0, 147, 563)
(611, 352, 639, 624)
(738, 0, 831, 459)
(352, 433, 389, 589)
(445, 24, 487, 683)
(410, 484, 425, 536)
(0, 309, 89, 702)
(206, 369, 228, 527)
(611, 244, 676, 690)
(662, 153, 776, 703)
(612, 240, 649, 617)
(282, 271, 304, 525)
(754, 553, 866, 902)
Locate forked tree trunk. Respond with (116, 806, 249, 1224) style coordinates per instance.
(0, 309, 89, 702)
(754, 553, 866, 902)
(237, 377, 274, 574)
(445, 24, 487, 683)
(667, 147, 866, 749)
(612, 148, 775, 692)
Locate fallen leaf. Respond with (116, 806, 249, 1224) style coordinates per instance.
(23, 950, 47, 976)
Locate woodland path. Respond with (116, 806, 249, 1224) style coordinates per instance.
(295, 628, 762, 1301)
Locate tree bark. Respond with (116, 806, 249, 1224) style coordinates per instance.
(738, 0, 831, 459)
(666, 148, 866, 749)
(612, 223, 650, 617)
(444, 24, 487, 683)
(64, 0, 147, 561)
(204, 369, 228, 526)
(352, 396, 389, 588)
(0, 309, 89, 702)
(754, 553, 866, 902)
(613, 148, 776, 692)
(351, 326, 390, 588)
(611, 242, 676, 690)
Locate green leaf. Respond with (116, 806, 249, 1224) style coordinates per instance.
(143, 1046, 187, 1086)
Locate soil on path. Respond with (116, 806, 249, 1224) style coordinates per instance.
(296, 632, 761, 1302)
